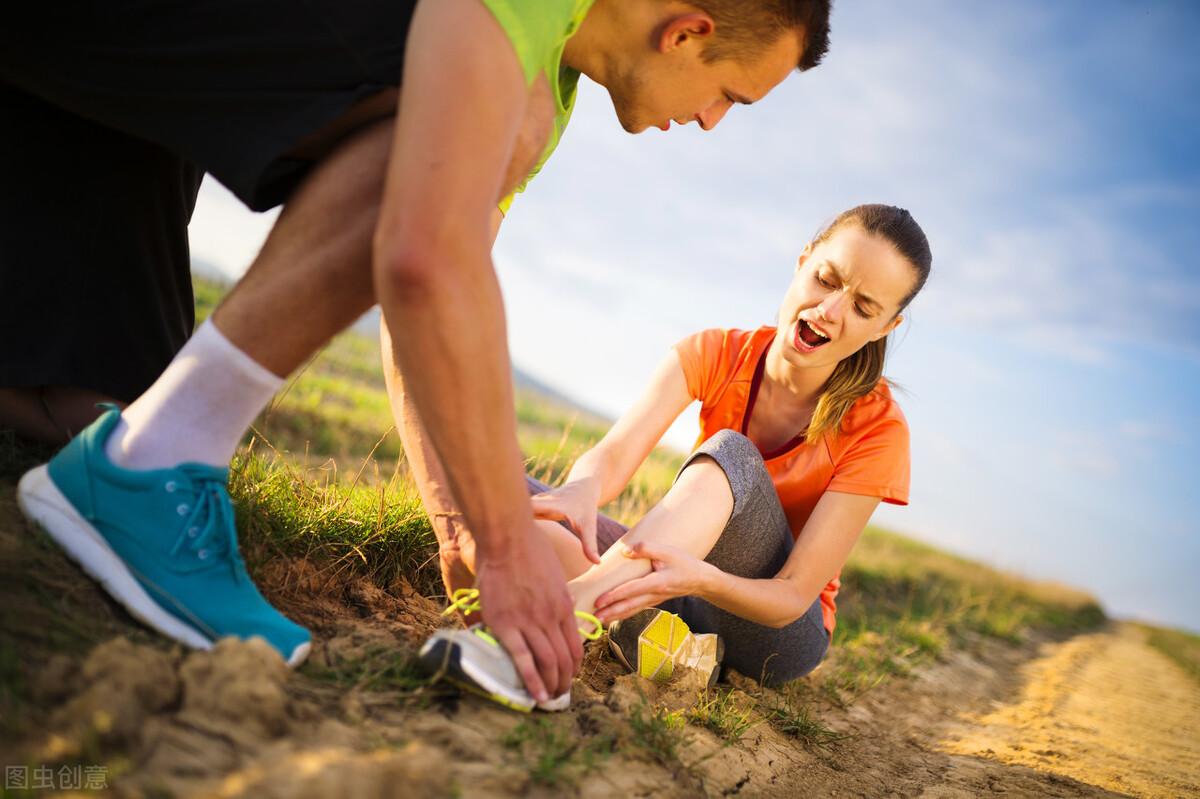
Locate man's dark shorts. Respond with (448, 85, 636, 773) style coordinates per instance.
(0, 0, 416, 400)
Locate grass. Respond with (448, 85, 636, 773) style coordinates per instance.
(300, 646, 430, 694)
(762, 693, 848, 750)
(626, 700, 689, 767)
(0, 640, 25, 741)
(1139, 623, 1200, 684)
(686, 689, 758, 743)
(815, 526, 1108, 704)
(0, 429, 56, 482)
(502, 717, 615, 788)
(228, 444, 442, 596)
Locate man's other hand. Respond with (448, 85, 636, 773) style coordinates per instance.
(474, 524, 583, 702)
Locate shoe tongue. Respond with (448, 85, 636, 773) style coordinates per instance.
(176, 462, 232, 486)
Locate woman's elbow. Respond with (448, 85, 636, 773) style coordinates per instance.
(767, 612, 804, 629)
(768, 582, 814, 628)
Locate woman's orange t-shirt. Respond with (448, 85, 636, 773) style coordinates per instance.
(674, 327, 911, 634)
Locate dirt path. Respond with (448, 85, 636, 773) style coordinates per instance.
(935, 623, 1200, 798)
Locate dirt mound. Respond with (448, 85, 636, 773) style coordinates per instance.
(211, 742, 453, 799)
(45, 638, 180, 755)
(257, 557, 445, 643)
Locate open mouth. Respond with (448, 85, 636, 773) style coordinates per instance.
(793, 319, 831, 352)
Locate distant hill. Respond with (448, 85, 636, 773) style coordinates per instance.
(510, 368, 613, 427)
(351, 305, 613, 425)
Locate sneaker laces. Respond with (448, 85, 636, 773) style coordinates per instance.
(443, 588, 604, 641)
(168, 468, 243, 582)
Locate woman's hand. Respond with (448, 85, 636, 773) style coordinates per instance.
(529, 476, 603, 564)
(593, 541, 715, 623)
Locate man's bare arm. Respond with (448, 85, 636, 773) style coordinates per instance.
(380, 207, 505, 596)
(373, 0, 581, 701)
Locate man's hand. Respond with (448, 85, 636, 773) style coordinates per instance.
(529, 476, 603, 564)
(475, 524, 584, 701)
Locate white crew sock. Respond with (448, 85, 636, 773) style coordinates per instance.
(105, 319, 284, 470)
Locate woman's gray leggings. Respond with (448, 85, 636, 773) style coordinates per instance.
(527, 429, 830, 688)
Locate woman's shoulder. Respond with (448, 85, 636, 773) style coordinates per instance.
(842, 379, 908, 435)
(675, 326, 773, 368)
(825, 379, 911, 505)
(676, 326, 769, 351)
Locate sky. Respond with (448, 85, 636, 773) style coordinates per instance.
(188, 1, 1200, 633)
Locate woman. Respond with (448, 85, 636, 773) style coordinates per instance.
(416, 203, 932, 711)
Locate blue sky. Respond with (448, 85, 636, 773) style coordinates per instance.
(189, 1, 1200, 632)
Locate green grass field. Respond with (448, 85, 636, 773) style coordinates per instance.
(195, 275, 1111, 704)
(1140, 623, 1200, 684)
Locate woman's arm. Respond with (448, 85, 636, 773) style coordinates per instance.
(697, 491, 881, 627)
(530, 348, 693, 562)
(566, 349, 692, 504)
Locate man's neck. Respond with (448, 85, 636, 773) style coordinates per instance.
(562, 0, 631, 85)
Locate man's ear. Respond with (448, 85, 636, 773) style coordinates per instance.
(659, 13, 715, 53)
(872, 314, 904, 341)
(795, 243, 814, 273)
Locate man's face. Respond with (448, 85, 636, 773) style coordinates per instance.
(607, 26, 805, 134)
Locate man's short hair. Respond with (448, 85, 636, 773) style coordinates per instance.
(695, 0, 832, 71)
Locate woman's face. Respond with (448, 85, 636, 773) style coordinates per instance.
(774, 223, 916, 370)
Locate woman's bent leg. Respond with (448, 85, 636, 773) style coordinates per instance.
(661, 430, 830, 686)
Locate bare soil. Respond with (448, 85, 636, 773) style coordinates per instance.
(1, 478, 1197, 798)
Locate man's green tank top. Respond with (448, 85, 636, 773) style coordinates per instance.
(479, 0, 595, 213)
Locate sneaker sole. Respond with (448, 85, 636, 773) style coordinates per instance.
(418, 636, 535, 713)
(17, 465, 311, 668)
(639, 610, 693, 682)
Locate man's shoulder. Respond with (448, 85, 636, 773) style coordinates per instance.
(477, 0, 592, 84)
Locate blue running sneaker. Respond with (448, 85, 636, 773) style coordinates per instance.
(17, 408, 311, 666)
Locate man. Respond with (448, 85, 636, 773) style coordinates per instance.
(4, 0, 830, 708)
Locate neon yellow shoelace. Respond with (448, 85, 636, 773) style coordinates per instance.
(443, 587, 604, 641)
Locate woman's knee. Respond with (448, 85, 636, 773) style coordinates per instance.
(697, 429, 763, 464)
(678, 432, 790, 576)
(682, 430, 774, 519)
